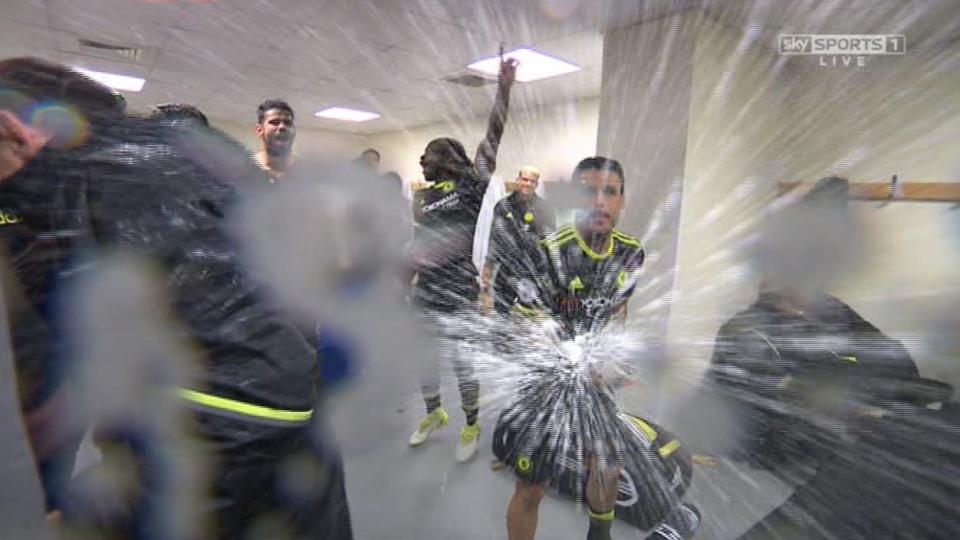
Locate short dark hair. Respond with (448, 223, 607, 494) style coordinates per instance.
(361, 148, 380, 159)
(256, 99, 294, 124)
(153, 102, 209, 127)
(572, 156, 625, 194)
(0, 57, 125, 124)
(425, 137, 471, 167)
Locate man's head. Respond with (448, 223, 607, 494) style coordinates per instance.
(0, 57, 123, 181)
(573, 156, 625, 235)
(154, 102, 208, 128)
(359, 148, 380, 171)
(515, 165, 540, 199)
(382, 170, 402, 192)
(255, 99, 295, 157)
(758, 176, 854, 299)
(420, 137, 470, 181)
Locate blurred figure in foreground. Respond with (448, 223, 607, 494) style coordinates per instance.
(382, 170, 403, 194)
(0, 57, 127, 518)
(356, 148, 380, 173)
(707, 176, 960, 539)
(709, 177, 917, 472)
(0, 57, 351, 539)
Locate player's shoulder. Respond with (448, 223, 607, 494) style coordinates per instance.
(540, 224, 578, 248)
(493, 196, 514, 215)
(611, 229, 643, 250)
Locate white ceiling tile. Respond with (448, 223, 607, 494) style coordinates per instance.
(57, 52, 153, 86)
(51, 30, 161, 69)
(121, 78, 217, 115)
(47, 0, 179, 46)
(11, 0, 959, 136)
(157, 27, 272, 76)
(2, 0, 49, 26)
(169, 2, 290, 37)
(0, 39, 45, 61)
(152, 51, 248, 86)
(236, 65, 336, 94)
(0, 21, 57, 55)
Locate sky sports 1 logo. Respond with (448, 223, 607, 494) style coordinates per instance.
(779, 34, 905, 67)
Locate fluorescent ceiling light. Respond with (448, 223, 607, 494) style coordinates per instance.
(73, 67, 145, 92)
(314, 107, 380, 122)
(467, 47, 580, 82)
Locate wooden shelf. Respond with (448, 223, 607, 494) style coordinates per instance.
(778, 181, 960, 203)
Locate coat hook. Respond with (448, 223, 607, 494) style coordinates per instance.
(878, 174, 899, 208)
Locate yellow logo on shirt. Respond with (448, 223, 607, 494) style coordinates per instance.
(569, 276, 585, 292)
(436, 180, 456, 193)
(0, 212, 22, 225)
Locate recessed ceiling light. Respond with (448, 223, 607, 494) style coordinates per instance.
(73, 67, 145, 92)
(467, 47, 581, 82)
(314, 107, 380, 122)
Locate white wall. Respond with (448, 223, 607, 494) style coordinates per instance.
(365, 97, 600, 194)
(667, 15, 789, 382)
(665, 15, 960, 390)
(213, 119, 371, 162)
(597, 12, 706, 371)
(784, 48, 960, 388)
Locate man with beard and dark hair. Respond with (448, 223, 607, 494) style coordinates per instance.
(407, 56, 518, 462)
(481, 164, 556, 315)
(254, 98, 296, 182)
(154, 103, 266, 193)
(0, 57, 351, 539)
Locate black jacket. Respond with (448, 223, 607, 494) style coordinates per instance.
(711, 292, 918, 390)
(0, 117, 319, 414)
(708, 291, 919, 469)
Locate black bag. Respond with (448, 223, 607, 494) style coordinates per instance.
(708, 293, 923, 471)
(739, 400, 960, 540)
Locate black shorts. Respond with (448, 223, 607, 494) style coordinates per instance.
(493, 405, 692, 530)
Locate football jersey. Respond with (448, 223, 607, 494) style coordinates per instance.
(412, 172, 486, 269)
(487, 192, 556, 314)
(516, 224, 644, 337)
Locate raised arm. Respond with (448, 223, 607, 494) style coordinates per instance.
(474, 57, 518, 181)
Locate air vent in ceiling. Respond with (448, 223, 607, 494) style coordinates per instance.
(442, 73, 496, 87)
(78, 39, 144, 62)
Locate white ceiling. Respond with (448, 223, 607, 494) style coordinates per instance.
(0, 0, 658, 134)
(1, 0, 958, 135)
